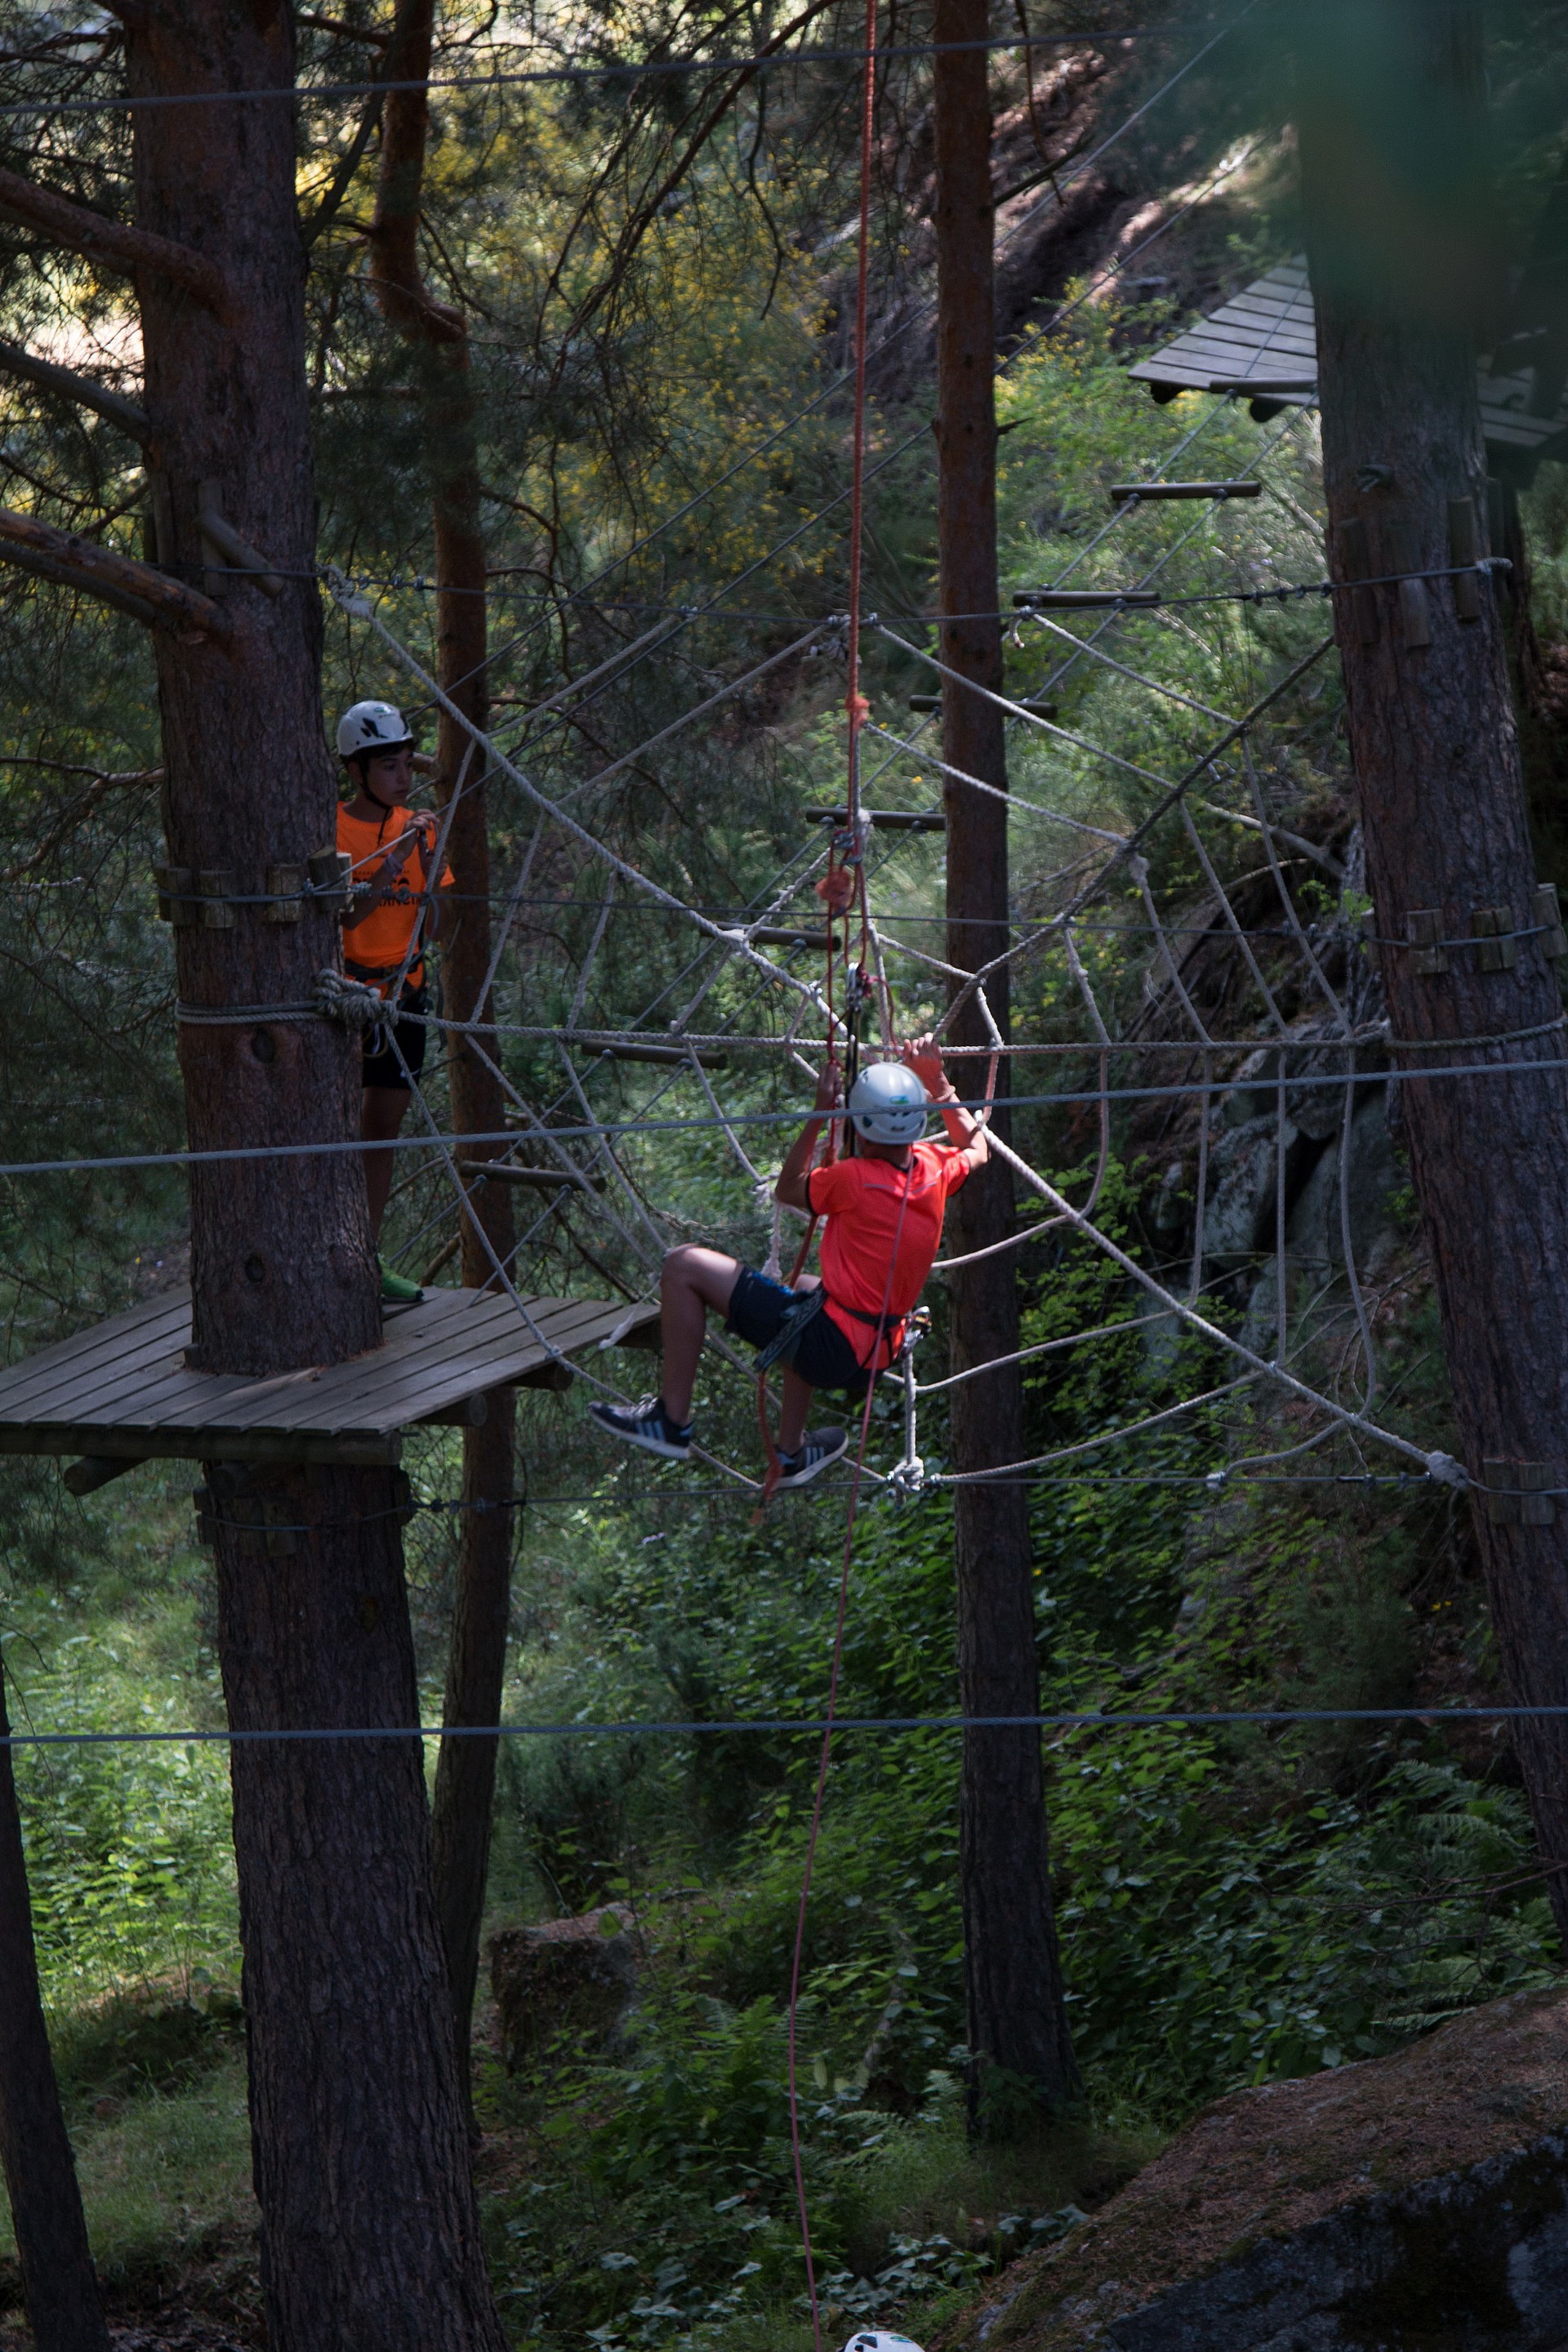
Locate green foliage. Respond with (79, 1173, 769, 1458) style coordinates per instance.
(0, 24, 1560, 2343)
(2, 1473, 238, 2010)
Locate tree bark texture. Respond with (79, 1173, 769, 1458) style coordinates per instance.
(371, 0, 519, 2110)
(933, 0, 1077, 2117)
(0, 1669, 109, 2352)
(127, 5, 376, 1381)
(118, 5, 506, 2341)
(213, 1465, 506, 2349)
(1300, 0, 1568, 1944)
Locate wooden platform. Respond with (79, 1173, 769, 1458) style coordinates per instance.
(0, 1287, 661, 1472)
(1129, 256, 1568, 472)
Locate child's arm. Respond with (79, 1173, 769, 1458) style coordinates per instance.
(773, 1058, 842, 1211)
(902, 1033, 989, 1170)
(343, 826, 422, 931)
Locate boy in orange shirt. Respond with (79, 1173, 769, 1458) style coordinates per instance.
(336, 700, 456, 1301)
(590, 1036, 988, 1485)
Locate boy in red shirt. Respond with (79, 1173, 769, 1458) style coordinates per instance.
(590, 1036, 988, 1485)
(336, 699, 456, 1300)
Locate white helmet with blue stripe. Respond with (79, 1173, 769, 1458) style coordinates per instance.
(848, 1060, 928, 1145)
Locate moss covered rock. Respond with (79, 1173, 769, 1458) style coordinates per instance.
(938, 1986, 1568, 2352)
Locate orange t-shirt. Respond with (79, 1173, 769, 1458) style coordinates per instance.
(336, 804, 453, 993)
(806, 1141, 971, 1368)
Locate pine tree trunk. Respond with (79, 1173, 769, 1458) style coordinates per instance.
(123, 4, 508, 2339)
(430, 493, 518, 2127)
(216, 1469, 505, 2345)
(370, 0, 519, 2118)
(0, 1671, 109, 2352)
(933, 0, 1077, 2119)
(1301, 0, 1568, 1945)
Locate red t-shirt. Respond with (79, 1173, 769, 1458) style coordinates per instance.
(806, 1141, 971, 1368)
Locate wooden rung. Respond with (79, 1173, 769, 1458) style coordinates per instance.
(1207, 376, 1316, 394)
(908, 692, 1058, 719)
(808, 808, 946, 832)
(748, 924, 838, 951)
(595, 1040, 729, 1067)
(457, 1159, 605, 1192)
(1108, 481, 1263, 502)
(1013, 590, 1160, 610)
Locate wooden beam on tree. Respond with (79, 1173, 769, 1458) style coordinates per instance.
(0, 166, 229, 311)
(1299, 0, 1568, 1955)
(0, 506, 230, 638)
(0, 1664, 111, 2352)
(0, 336, 150, 439)
(933, 0, 1078, 2126)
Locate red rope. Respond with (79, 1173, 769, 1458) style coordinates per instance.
(843, 0, 876, 841)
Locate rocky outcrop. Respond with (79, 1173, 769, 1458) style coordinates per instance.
(488, 1906, 639, 2069)
(938, 1988, 1568, 2352)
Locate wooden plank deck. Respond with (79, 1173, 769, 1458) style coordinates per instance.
(0, 1287, 661, 1466)
(1129, 256, 1568, 462)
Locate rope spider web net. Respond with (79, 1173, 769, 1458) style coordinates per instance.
(329, 372, 1470, 1511)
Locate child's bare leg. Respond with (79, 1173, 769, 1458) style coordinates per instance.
(660, 1245, 741, 1423)
(779, 1366, 814, 1452)
(362, 1085, 408, 1241)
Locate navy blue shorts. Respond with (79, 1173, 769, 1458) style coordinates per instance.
(361, 982, 429, 1091)
(725, 1267, 875, 1398)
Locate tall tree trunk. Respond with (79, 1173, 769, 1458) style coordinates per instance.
(0, 1667, 109, 2352)
(370, 0, 519, 2118)
(933, 0, 1077, 2121)
(125, 5, 507, 2341)
(1300, 0, 1568, 1945)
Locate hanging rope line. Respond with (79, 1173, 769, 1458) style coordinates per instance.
(0, 22, 1231, 122)
(13, 1701, 1568, 1753)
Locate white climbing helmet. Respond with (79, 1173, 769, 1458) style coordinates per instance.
(336, 699, 413, 760)
(848, 1059, 928, 1145)
(841, 2334, 924, 2352)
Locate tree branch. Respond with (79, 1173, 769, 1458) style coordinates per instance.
(0, 168, 228, 311)
(297, 11, 390, 40)
(368, 0, 465, 344)
(11, 762, 164, 877)
(0, 509, 230, 639)
(0, 336, 149, 439)
(301, 79, 389, 252)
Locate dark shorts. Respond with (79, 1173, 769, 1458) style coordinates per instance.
(725, 1267, 875, 1399)
(361, 982, 429, 1092)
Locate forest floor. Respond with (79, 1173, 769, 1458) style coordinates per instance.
(4, 1213, 1566, 2350)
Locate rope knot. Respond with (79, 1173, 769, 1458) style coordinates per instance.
(1424, 1450, 1468, 1490)
(314, 969, 385, 1031)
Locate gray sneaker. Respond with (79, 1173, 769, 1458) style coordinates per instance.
(589, 1394, 693, 1461)
(776, 1428, 849, 1487)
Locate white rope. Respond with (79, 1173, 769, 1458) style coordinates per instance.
(983, 1127, 1437, 1475)
(934, 1375, 1262, 1481)
(328, 570, 835, 1025)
